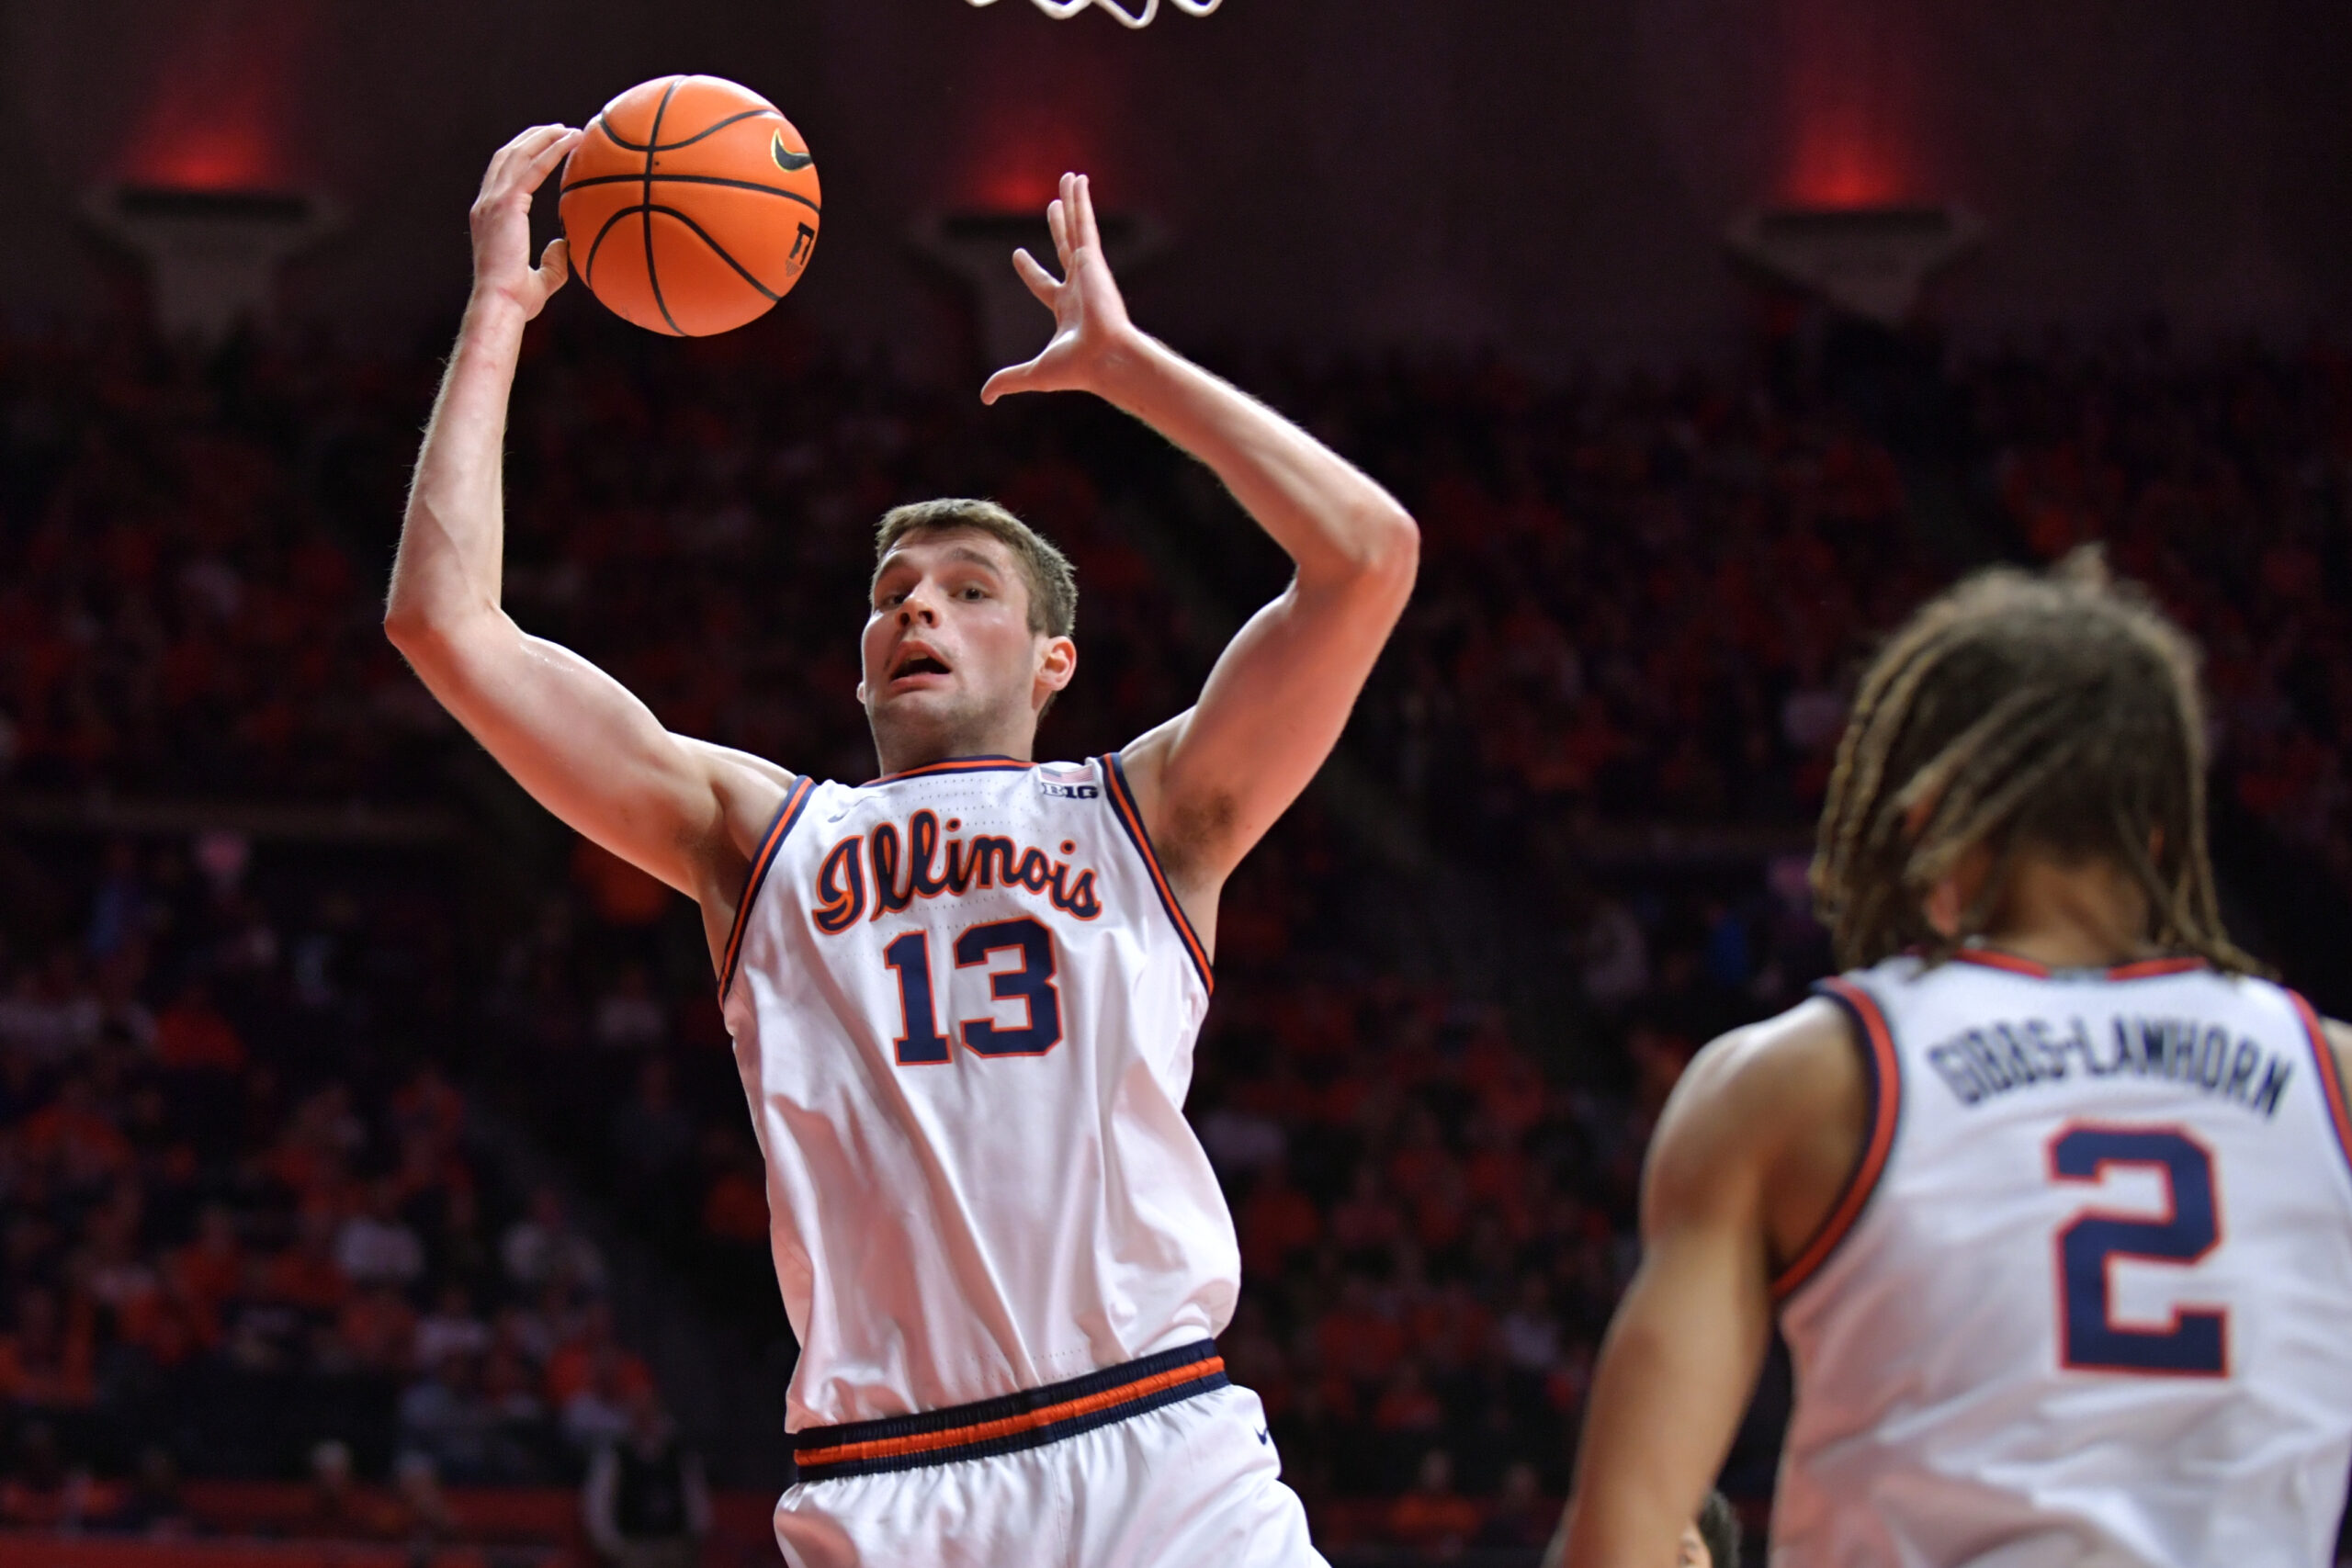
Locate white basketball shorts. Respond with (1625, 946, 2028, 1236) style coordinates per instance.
(773, 1342, 1326, 1568)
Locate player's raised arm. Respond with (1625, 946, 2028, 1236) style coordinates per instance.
(384, 127, 785, 949)
(1545, 1001, 1867, 1568)
(981, 175, 1419, 929)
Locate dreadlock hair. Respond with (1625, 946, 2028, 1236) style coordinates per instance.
(1809, 547, 2261, 976)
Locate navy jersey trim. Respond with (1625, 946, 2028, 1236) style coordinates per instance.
(1772, 977, 1904, 1303)
(789, 1340, 1227, 1482)
(1100, 752, 1214, 996)
(717, 776, 816, 1002)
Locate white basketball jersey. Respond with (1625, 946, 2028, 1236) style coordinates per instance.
(1773, 951, 2352, 1568)
(717, 754, 1237, 1432)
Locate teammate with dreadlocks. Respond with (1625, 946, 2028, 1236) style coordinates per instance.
(1548, 552, 2352, 1568)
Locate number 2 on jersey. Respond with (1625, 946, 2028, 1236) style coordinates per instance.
(2048, 1124, 2227, 1377)
(882, 918, 1063, 1066)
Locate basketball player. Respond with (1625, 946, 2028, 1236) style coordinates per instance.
(1550, 556, 2352, 1566)
(385, 128, 1415, 1568)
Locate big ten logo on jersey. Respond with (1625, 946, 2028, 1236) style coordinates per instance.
(809, 809, 1102, 935)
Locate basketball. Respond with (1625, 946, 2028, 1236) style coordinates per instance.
(558, 74, 820, 337)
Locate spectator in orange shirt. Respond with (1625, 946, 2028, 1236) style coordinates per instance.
(1317, 1275, 1407, 1387)
(265, 1210, 353, 1314)
(544, 1303, 652, 1409)
(1238, 1162, 1321, 1279)
(18, 1076, 132, 1190)
(1329, 1163, 1407, 1260)
(0, 1286, 97, 1408)
(1387, 1449, 1483, 1560)
(337, 1284, 420, 1374)
(153, 982, 247, 1074)
(167, 1203, 245, 1319)
(700, 1155, 770, 1247)
(1372, 1359, 1444, 1436)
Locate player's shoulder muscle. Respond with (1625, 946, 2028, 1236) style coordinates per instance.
(1646, 998, 1868, 1260)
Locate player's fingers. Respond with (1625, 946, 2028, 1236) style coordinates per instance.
(1011, 248, 1060, 307)
(1073, 174, 1104, 255)
(980, 361, 1042, 405)
(496, 124, 566, 173)
(521, 128, 582, 186)
(537, 236, 571, 289)
(484, 126, 567, 200)
(1046, 197, 1071, 266)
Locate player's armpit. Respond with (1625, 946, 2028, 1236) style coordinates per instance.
(1552, 999, 1864, 1568)
(1111, 491, 1415, 942)
(1113, 545, 1408, 927)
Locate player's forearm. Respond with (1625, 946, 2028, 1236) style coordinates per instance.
(385, 294, 530, 649)
(1100, 335, 1417, 591)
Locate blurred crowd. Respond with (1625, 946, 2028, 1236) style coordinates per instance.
(0, 816, 706, 1551)
(3, 310, 2350, 1559)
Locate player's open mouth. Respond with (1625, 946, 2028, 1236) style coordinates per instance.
(888, 645, 954, 683)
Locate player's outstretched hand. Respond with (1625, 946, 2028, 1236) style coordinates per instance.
(982, 173, 1148, 404)
(469, 125, 582, 321)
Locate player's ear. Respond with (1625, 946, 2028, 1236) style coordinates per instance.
(1036, 635, 1077, 698)
(854, 676, 869, 707)
(1923, 840, 1996, 940)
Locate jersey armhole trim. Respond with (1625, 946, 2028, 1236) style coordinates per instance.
(1771, 977, 1903, 1303)
(717, 775, 816, 1002)
(1100, 751, 1214, 997)
(2286, 987, 2352, 1182)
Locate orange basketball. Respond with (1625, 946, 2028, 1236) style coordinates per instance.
(559, 75, 821, 337)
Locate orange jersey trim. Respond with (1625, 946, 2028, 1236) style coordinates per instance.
(1101, 752, 1214, 996)
(718, 776, 814, 1001)
(2289, 989, 2352, 1179)
(868, 756, 1035, 785)
(793, 1355, 1227, 1468)
(1952, 949, 2210, 983)
(1772, 977, 1903, 1302)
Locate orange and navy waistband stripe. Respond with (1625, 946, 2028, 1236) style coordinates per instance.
(1772, 976, 1904, 1303)
(718, 776, 815, 1002)
(789, 1341, 1227, 1482)
(2288, 989, 2352, 1181)
(1101, 752, 1214, 996)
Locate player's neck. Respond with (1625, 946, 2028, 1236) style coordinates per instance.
(1971, 852, 2155, 971)
(870, 722, 1038, 780)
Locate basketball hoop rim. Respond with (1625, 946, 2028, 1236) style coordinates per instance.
(966, 0, 1224, 28)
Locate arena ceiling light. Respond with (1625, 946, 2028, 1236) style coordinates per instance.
(966, 0, 1223, 28)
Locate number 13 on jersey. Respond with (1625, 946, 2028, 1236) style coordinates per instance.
(2048, 1123, 2228, 1377)
(881, 917, 1065, 1065)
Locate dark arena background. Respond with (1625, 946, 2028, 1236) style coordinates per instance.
(5, 2, 2352, 1564)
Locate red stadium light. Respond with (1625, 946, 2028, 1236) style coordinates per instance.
(123, 128, 287, 193)
(115, 0, 312, 191)
(1781, 130, 1914, 211)
(1770, 0, 1928, 209)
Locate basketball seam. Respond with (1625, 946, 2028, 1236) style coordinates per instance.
(644, 205, 782, 302)
(640, 80, 685, 336)
(560, 172, 820, 215)
(582, 203, 640, 288)
(593, 105, 775, 154)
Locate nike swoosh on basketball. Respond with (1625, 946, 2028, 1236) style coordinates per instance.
(772, 131, 814, 173)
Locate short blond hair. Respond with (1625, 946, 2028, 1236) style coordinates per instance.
(873, 500, 1077, 638)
